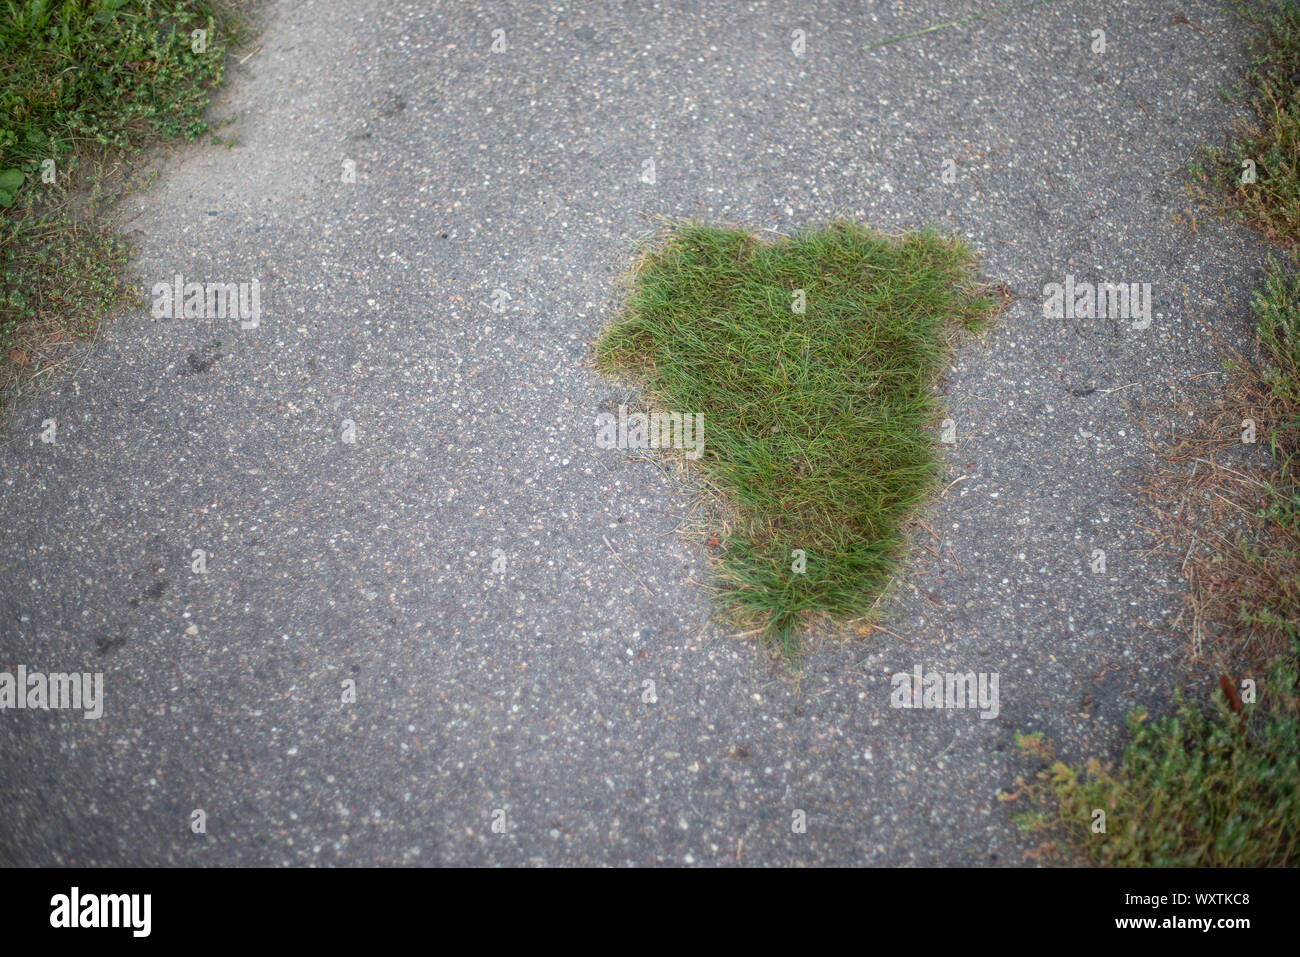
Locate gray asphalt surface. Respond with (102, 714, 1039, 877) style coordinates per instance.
(0, 0, 1268, 865)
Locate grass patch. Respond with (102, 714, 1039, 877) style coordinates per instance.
(0, 0, 253, 397)
(594, 220, 1000, 656)
(0, 185, 132, 366)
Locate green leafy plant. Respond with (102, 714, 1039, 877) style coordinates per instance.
(1006, 648, 1300, 867)
(0, 169, 23, 206)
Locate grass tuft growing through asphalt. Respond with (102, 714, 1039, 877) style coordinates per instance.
(595, 220, 998, 656)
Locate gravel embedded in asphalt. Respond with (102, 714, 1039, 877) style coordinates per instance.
(0, 0, 1264, 865)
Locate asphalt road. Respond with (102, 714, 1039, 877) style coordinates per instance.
(0, 0, 1268, 865)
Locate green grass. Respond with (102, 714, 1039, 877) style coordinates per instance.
(0, 0, 240, 175)
(0, 185, 131, 350)
(1186, 1, 1300, 687)
(1241, 258, 1300, 647)
(595, 221, 999, 656)
(1189, 1, 1300, 242)
(0, 0, 250, 384)
(1252, 255, 1300, 410)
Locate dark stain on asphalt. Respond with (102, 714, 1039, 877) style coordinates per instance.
(94, 634, 125, 656)
(183, 345, 221, 375)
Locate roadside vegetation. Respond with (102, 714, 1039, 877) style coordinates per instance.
(0, 0, 252, 403)
(1006, 0, 1300, 867)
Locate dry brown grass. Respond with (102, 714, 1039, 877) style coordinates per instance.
(1128, 309, 1300, 677)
